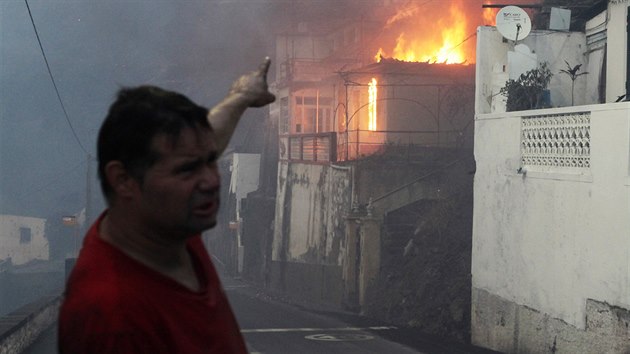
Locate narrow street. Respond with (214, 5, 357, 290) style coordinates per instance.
(25, 276, 498, 354)
(222, 277, 496, 354)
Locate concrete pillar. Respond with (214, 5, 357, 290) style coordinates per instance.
(358, 217, 380, 311)
(342, 219, 360, 311)
(343, 214, 382, 313)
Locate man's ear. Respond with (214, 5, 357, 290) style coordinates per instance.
(104, 161, 139, 199)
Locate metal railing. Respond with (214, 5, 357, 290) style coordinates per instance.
(280, 129, 468, 164)
(338, 129, 468, 161)
(281, 132, 337, 163)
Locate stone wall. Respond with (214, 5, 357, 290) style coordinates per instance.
(472, 288, 630, 353)
(269, 260, 343, 308)
(0, 294, 60, 354)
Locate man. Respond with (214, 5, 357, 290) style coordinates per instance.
(58, 58, 275, 353)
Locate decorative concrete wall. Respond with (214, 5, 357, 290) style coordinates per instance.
(472, 103, 630, 352)
(0, 215, 48, 265)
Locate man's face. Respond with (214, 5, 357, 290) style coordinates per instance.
(134, 126, 220, 237)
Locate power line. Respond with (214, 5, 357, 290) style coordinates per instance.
(443, 31, 478, 59)
(24, 0, 89, 155)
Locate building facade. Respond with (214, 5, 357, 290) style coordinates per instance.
(472, 2, 630, 352)
(263, 4, 477, 331)
(0, 215, 48, 266)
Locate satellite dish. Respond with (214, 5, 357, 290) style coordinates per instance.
(496, 6, 531, 42)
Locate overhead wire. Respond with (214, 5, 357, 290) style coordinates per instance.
(441, 31, 477, 62)
(24, 0, 89, 155)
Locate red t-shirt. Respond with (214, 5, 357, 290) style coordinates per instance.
(58, 213, 248, 354)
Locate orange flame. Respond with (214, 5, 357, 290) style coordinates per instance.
(376, 2, 470, 64)
(373, 0, 542, 65)
(375, 48, 385, 63)
(368, 78, 377, 131)
(483, 8, 497, 25)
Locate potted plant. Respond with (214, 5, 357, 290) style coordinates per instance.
(500, 62, 553, 112)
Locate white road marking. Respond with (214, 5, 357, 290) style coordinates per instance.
(246, 341, 263, 354)
(305, 333, 374, 341)
(241, 326, 397, 333)
(223, 284, 250, 289)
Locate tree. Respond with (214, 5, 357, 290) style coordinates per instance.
(559, 60, 588, 106)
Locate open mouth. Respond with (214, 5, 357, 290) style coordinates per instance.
(193, 200, 218, 216)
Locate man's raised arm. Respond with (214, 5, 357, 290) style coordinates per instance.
(208, 57, 276, 155)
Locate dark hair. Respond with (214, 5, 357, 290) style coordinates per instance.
(97, 85, 210, 202)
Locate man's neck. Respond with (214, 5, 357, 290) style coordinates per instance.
(99, 209, 201, 291)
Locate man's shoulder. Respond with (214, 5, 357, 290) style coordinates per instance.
(60, 266, 160, 339)
(63, 234, 155, 313)
(63, 267, 152, 319)
(59, 271, 166, 353)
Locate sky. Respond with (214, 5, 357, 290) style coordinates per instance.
(1, 0, 281, 219)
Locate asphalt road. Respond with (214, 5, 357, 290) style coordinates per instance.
(25, 276, 499, 354)
(224, 281, 421, 354)
(223, 277, 498, 354)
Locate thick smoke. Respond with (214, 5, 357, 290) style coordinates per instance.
(0, 1, 280, 219)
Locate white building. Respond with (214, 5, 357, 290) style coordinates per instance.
(472, 2, 630, 353)
(228, 153, 261, 273)
(0, 215, 48, 265)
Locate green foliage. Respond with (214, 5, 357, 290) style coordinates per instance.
(500, 62, 553, 112)
(559, 60, 588, 81)
(559, 60, 588, 106)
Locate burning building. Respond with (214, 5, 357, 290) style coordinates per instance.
(234, 0, 506, 341)
(242, 0, 477, 337)
(274, 0, 479, 162)
(336, 59, 475, 160)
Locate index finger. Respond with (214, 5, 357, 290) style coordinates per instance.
(257, 57, 271, 77)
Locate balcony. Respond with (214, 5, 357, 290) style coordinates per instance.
(280, 132, 337, 163)
(280, 127, 471, 164)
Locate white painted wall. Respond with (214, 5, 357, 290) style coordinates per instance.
(272, 162, 351, 264)
(584, 11, 607, 104)
(272, 162, 289, 261)
(605, 3, 627, 103)
(476, 26, 589, 114)
(229, 153, 261, 230)
(0, 215, 48, 265)
(472, 103, 630, 329)
(228, 153, 261, 273)
(229, 153, 261, 207)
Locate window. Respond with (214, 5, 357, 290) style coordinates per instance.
(19, 227, 32, 244)
(293, 92, 333, 133)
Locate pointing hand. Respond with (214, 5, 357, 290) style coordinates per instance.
(229, 57, 276, 108)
